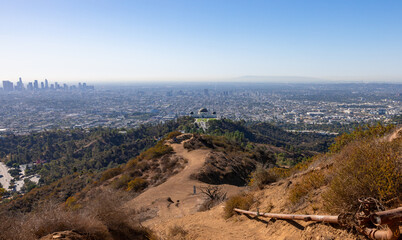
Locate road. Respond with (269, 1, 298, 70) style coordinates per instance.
(0, 162, 12, 190)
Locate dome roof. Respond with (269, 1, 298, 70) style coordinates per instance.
(198, 108, 208, 113)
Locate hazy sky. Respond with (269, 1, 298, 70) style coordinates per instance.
(1, 0, 402, 83)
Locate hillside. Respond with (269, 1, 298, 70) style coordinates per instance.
(147, 125, 402, 240)
(1, 122, 400, 239)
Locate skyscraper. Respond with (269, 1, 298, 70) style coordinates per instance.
(34, 80, 39, 90)
(45, 79, 49, 89)
(15, 77, 24, 91)
(2, 81, 14, 91)
(27, 82, 33, 90)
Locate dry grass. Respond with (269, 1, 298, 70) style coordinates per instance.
(169, 225, 188, 238)
(248, 165, 277, 189)
(288, 171, 327, 204)
(224, 192, 254, 219)
(323, 138, 402, 213)
(0, 189, 157, 240)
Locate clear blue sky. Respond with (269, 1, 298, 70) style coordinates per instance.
(1, 0, 402, 83)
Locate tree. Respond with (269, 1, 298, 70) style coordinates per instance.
(0, 188, 6, 198)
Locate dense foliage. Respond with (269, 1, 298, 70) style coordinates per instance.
(0, 117, 194, 185)
(193, 119, 333, 153)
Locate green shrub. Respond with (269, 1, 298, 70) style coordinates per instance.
(0, 188, 5, 198)
(323, 138, 402, 213)
(139, 141, 173, 160)
(167, 131, 182, 139)
(65, 196, 82, 210)
(111, 174, 131, 189)
(127, 178, 148, 192)
(99, 167, 122, 182)
(224, 193, 254, 219)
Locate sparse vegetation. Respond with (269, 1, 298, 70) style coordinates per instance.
(169, 225, 188, 238)
(224, 192, 254, 219)
(198, 185, 227, 211)
(288, 171, 327, 204)
(248, 164, 277, 189)
(0, 189, 157, 240)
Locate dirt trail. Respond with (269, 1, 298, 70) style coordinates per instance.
(151, 179, 358, 240)
(127, 140, 243, 226)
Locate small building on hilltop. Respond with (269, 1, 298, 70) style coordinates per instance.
(190, 108, 217, 119)
(190, 108, 218, 131)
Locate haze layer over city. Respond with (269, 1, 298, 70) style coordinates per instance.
(0, 79, 401, 135)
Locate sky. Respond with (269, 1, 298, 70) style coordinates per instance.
(1, 0, 402, 83)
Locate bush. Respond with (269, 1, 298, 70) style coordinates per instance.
(248, 165, 277, 189)
(288, 171, 326, 204)
(125, 158, 139, 170)
(127, 178, 148, 192)
(198, 185, 227, 211)
(323, 138, 402, 213)
(0, 188, 5, 198)
(99, 167, 122, 182)
(167, 131, 182, 139)
(139, 141, 173, 160)
(224, 193, 254, 219)
(65, 196, 82, 210)
(0, 189, 158, 240)
(111, 174, 132, 189)
(329, 123, 394, 153)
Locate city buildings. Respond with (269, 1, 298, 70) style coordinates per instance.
(1, 77, 94, 92)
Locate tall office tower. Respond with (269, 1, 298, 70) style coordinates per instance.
(41, 82, 44, 89)
(63, 83, 68, 90)
(55, 82, 60, 89)
(50, 84, 55, 89)
(2, 81, 14, 91)
(45, 79, 49, 89)
(83, 83, 87, 89)
(27, 82, 34, 90)
(78, 82, 82, 89)
(34, 80, 39, 90)
(15, 77, 25, 90)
